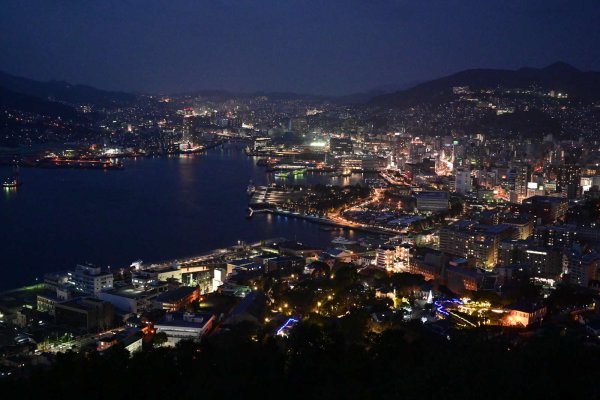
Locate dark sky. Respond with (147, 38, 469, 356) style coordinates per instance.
(1, 0, 599, 95)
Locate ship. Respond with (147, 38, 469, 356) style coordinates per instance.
(2, 165, 21, 188)
(36, 156, 124, 170)
(331, 236, 357, 245)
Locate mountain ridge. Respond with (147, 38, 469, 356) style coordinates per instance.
(0, 71, 136, 108)
(370, 62, 600, 108)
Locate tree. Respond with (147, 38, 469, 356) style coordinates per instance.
(153, 331, 168, 347)
(389, 272, 425, 290)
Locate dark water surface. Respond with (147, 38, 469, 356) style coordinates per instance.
(0, 144, 364, 289)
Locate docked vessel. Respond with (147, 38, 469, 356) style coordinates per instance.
(331, 236, 357, 245)
(36, 156, 124, 170)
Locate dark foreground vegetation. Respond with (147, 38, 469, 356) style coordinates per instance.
(2, 319, 599, 400)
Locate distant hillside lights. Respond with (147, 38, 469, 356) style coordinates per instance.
(548, 90, 568, 99)
(452, 86, 471, 95)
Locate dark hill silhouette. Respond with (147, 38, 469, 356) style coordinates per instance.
(0, 86, 79, 119)
(371, 62, 600, 108)
(0, 71, 136, 108)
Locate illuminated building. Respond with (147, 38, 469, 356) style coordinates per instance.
(69, 263, 113, 296)
(503, 214, 534, 240)
(98, 285, 165, 314)
(439, 221, 517, 269)
(523, 247, 564, 278)
(153, 286, 200, 312)
(534, 224, 578, 248)
(155, 312, 216, 346)
(497, 239, 529, 267)
(329, 137, 353, 155)
(512, 163, 531, 203)
(338, 155, 385, 172)
(549, 164, 581, 199)
(566, 246, 600, 287)
(252, 137, 273, 151)
(503, 302, 546, 327)
(454, 168, 472, 194)
(375, 246, 395, 271)
(522, 196, 568, 224)
(415, 191, 449, 212)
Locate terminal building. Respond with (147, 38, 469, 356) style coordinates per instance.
(337, 155, 385, 172)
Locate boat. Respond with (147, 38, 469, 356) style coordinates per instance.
(2, 165, 21, 188)
(331, 236, 357, 245)
(340, 169, 352, 177)
(247, 180, 256, 195)
(275, 171, 290, 178)
(292, 168, 307, 176)
(2, 177, 20, 188)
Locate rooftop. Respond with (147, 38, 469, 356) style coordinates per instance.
(154, 286, 198, 303)
(156, 312, 215, 329)
(415, 191, 449, 199)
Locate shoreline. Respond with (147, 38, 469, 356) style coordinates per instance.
(267, 208, 397, 236)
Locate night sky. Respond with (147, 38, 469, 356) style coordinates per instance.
(1, 0, 599, 95)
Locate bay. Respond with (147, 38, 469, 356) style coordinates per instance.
(0, 144, 365, 290)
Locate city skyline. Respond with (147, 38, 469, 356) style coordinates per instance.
(2, 2, 600, 398)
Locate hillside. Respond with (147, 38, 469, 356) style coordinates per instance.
(370, 62, 600, 108)
(0, 87, 79, 119)
(0, 71, 136, 108)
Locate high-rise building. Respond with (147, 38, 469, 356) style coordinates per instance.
(567, 246, 600, 287)
(376, 246, 395, 271)
(513, 163, 531, 202)
(524, 247, 564, 279)
(522, 196, 568, 224)
(439, 221, 517, 269)
(69, 264, 113, 296)
(551, 164, 581, 199)
(455, 168, 472, 194)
